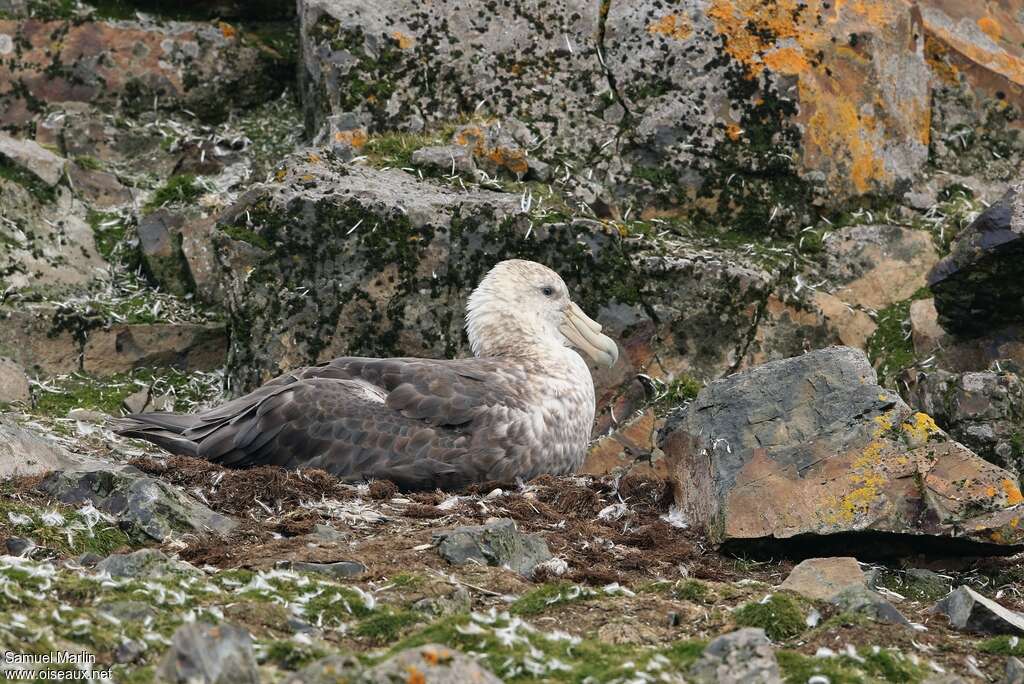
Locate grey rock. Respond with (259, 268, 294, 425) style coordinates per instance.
(286, 654, 362, 684)
(363, 644, 503, 684)
(309, 523, 348, 543)
(434, 518, 551, 577)
(659, 346, 1024, 550)
(96, 549, 198, 579)
(156, 622, 259, 684)
(286, 560, 367, 579)
(929, 182, 1024, 335)
(38, 467, 237, 543)
(0, 357, 30, 404)
(901, 363, 1024, 476)
(5, 537, 32, 556)
(410, 145, 476, 176)
(689, 628, 782, 684)
(934, 586, 1024, 635)
(830, 586, 910, 626)
(137, 209, 190, 296)
(122, 389, 175, 415)
(114, 638, 146, 664)
(1006, 656, 1024, 684)
(77, 552, 103, 566)
(0, 417, 108, 479)
(0, 134, 66, 186)
(412, 587, 472, 617)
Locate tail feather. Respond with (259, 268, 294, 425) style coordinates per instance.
(110, 412, 204, 457)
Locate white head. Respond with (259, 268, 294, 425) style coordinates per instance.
(465, 259, 619, 367)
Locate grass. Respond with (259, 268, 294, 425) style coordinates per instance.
(978, 635, 1024, 656)
(509, 582, 594, 616)
(777, 648, 927, 683)
(143, 174, 203, 213)
(733, 593, 807, 641)
(0, 491, 134, 557)
(353, 609, 422, 643)
(31, 368, 225, 417)
(671, 579, 710, 603)
(865, 286, 932, 388)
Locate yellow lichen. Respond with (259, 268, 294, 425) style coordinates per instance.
(392, 31, 416, 49)
(333, 129, 368, 148)
(648, 13, 693, 41)
(900, 412, 940, 445)
(977, 16, 1002, 42)
(1002, 479, 1024, 506)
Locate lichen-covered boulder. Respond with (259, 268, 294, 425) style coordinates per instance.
(928, 182, 1024, 336)
(660, 346, 1024, 554)
(0, 16, 290, 129)
(299, 0, 931, 229)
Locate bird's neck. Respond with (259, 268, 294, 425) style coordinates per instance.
(466, 310, 564, 363)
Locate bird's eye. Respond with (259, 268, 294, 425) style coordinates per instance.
(541, 286, 554, 297)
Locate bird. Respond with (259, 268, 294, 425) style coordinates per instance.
(112, 259, 619, 490)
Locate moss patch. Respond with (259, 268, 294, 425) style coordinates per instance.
(733, 593, 807, 641)
(865, 286, 932, 388)
(143, 175, 203, 214)
(778, 648, 927, 683)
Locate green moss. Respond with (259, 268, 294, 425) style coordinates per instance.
(143, 174, 203, 213)
(778, 649, 926, 683)
(32, 368, 223, 417)
(220, 225, 272, 251)
(87, 210, 127, 262)
(263, 640, 328, 670)
(353, 609, 421, 643)
(0, 496, 133, 559)
(733, 594, 807, 641)
(672, 579, 710, 603)
(74, 155, 103, 171)
(303, 586, 375, 625)
(865, 286, 932, 388)
(979, 635, 1024, 656)
(510, 583, 593, 616)
(655, 375, 702, 414)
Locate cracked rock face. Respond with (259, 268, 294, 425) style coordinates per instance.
(299, 0, 931, 229)
(660, 346, 1024, 553)
(0, 17, 288, 129)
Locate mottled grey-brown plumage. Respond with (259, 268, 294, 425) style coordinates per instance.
(112, 260, 619, 490)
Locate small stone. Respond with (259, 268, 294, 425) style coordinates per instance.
(156, 622, 259, 684)
(0, 358, 30, 404)
(413, 587, 472, 617)
(909, 298, 945, 356)
(689, 628, 782, 684)
(67, 409, 107, 423)
(779, 557, 866, 601)
(96, 549, 198, 579)
(114, 639, 146, 664)
(287, 654, 362, 684)
(98, 600, 157, 622)
(0, 133, 66, 186)
(77, 552, 103, 566)
(433, 518, 552, 577)
(1006, 656, 1024, 684)
(934, 586, 1024, 635)
(830, 586, 910, 626)
(309, 523, 348, 543)
(410, 145, 476, 175)
(5, 537, 33, 557)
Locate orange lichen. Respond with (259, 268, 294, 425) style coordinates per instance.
(977, 16, 1002, 43)
(333, 129, 368, 148)
(1002, 479, 1024, 505)
(648, 13, 693, 41)
(392, 31, 415, 49)
(725, 123, 743, 141)
(487, 146, 529, 176)
(307, 151, 322, 164)
(405, 666, 426, 684)
(762, 46, 810, 75)
(218, 22, 236, 39)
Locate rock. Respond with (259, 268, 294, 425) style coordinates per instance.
(0, 17, 289, 129)
(309, 523, 348, 543)
(1006, 656, 1024, 684)
(583, 408, 667, 477)
(934, 586, 1024, 635)
(77, 552, 103, 566)
(122, 389, 175, 415)
(779, 557, 866, 601)
(412, 587, 472, 617)
(96, 549, 198, 578)
(67, 162, 133, 208)
(97, 600, 158, 623)
(80, 322, 227, 376)
(410, 145, 476, 177)
(929, 183, 1024, 336)
(137, 210, 190, 296)
(299, 0, 931, 228)
(37, 467, 237, 543)
(180, 217, 226, 306)
(0, 416, 106, 479)
(910, 299, 945, 356)
(287, 655, 363, 684)
(451, 119, 536, 180)
(660, 346, 1024, 553)
(830, 586, 910, 626)
(5, 537, 33, 556)
(0, 357, 30, 404)
(901, 363, 1024, 475)
(156, 622, 259, 684)
(0, 134, 66, 186)
(286, 560, 367, 579)
(819, 224, 938, 312)
(114, 639, 147, 664)
(688, 628, 782, 683)
(363, 644, 503, 684)
(433, 518, 552, 577)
